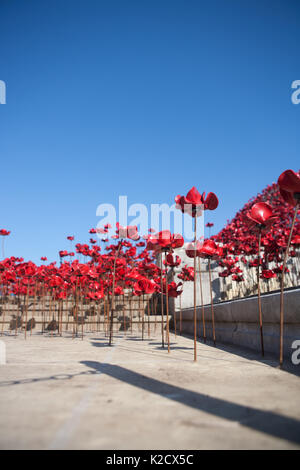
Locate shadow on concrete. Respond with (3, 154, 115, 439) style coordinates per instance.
(81, 360, 300, 446)
(177, 332, 300, 378)
(90, 341, 111, 348)
(88, 338, 109, 343)
(158, 346, 194, 351)
(0, 370, 96, 387)
(148, 341, 177, 346)
(126, 337, 150, 342)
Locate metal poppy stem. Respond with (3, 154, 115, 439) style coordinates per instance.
(193, 216, 197, 361)
(208, 258, 216, 346)
(279, 201, 299, 367)
(165, 251, 170, 353)
(179, 287, 182, 336)
(109, 241, 122, 346)
(80, 287, 84, 340)
(1, 275, 5, 336)
(24, 285, 29, 340)
(160, 252, 165, 349)
(142, 294, 145, 340)
(122, 293, 126, 336)
(130, 291, 133, 334)
(171, 267, 176, 338)
(198, 257, 206, 343)
(154, 295, 157, 333)
(257, 229, 264, 357)
(31, 285, 36, 336)
(147, 298, 150, 338)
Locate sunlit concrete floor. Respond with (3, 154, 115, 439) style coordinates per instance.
(0, 328, 300, 450)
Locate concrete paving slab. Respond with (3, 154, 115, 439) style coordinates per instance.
(0, 331, 300, 449)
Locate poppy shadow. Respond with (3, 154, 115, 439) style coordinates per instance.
(80, 361, 300, 446)
(89, 337, 108, 341)
(90, 341, 110, 348)
(126, 337, 147, 342)
(149, 341, 177, 346)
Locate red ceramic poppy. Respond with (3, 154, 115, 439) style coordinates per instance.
(185, 241, 202, 258)
(291, 235, 300, 246)
(247, 202, 277, 232)
(116, 223, 139, 241)
(175, 187, 218, 217)
(198, 239, 222, 259)
(278, 169, 300, 207)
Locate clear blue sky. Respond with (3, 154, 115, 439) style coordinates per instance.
(0, 0, 299, 263)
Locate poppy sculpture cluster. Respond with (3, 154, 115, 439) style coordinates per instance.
(0, 169, 299, 367)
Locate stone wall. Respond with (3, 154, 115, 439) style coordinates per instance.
(172, 288, 300, 359)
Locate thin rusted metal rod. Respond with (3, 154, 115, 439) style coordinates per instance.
(193, 216, 197, 361)
(160, 252, 165, 349)
(257, 229, 264, 357)
(279, 201, 299, 367)
(165, 251, 170, 353)
(198, 257, 206, 343)
(208, 258, 216, 346)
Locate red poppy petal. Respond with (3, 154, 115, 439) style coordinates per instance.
(280, 188, 297, 206)
(186, 186, 203, 205)
(205, 192, 219, 210)
(278, 169, 300, 193)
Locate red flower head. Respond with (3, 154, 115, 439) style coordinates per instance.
(247, 202, 277, 233)
(199, 239, 222, 259)
(171, 233, 184, 249)
(185, 241, 202, 258)
(134, 278, 157, 295)
(59, 250, 69, 258)
(162, 281, 183, 298)
(261, 269, 277, 280)
(278, 169, 300, 207)
(175, 186, 218, 217)
(147, 231, 184, 252)
(164, 253, 181, 268)
(67, 236, 74, 241)
(116, 223, 139, 240)
(178, 265, 194, 281)
(291, 235, 300, 246)
(0, 229, 10, 236)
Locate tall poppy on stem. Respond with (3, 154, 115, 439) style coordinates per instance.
(147, 231, 183, 351)
(147, 233, 166, 349)
(198, 257, 206, 343)
(164, 253, 181, 336)
(109, 242, 122, 346)
(278, 169, 300, 367)
(176, 187, 218, 361)
(178, 266, 194, 335)
(198, 240, 222, 346)
(247, 202, 277, 357)
(109, 224, 139, 346)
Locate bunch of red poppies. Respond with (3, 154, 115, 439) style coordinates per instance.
(0, 170, 299, 366)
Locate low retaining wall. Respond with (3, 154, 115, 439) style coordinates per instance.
(172, 288, 300, 359)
